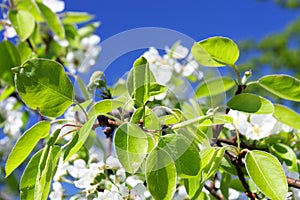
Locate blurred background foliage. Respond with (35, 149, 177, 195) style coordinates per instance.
(239, 0, 300, 111)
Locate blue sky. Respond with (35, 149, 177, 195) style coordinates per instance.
(66, 0, 299, 84)
(66, 0, 299, 41)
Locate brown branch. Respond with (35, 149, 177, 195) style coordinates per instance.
(287, 176, 300, 189)
(204, 184, 225, 200)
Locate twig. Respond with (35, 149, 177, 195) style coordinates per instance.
(204, 184, 225, 200)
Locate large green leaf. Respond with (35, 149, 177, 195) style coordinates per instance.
(273, 104, 300, 130)
(146, 148, 176, 200)
(114, 122, 148, 173)
(37, 2, 65, 39)
(191, 36, 239, 67)
(245, 150, 288, 200)
(88, 99, 124, 118)
(195, 77, 236, 98)
(13, 0, 44, 21)
(158, 134, 200, 178)
(0, 41, 21, 85)
(6, 121, 50, 177)
(227, 93, 274, 114)
(14, 59, 74, 118)
(8, 10, 35, 41)
(127, 56, 155, 106)
(64, 117, 95, 161)
(258, 74, 300, 102)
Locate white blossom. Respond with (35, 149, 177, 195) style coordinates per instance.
(0, 97, 23, 138)
(66, 35, 101, 74)
(131, 183, 146, 200)
(49, 182, 64, 200)
(42, 0, 65, 13)
(53, 158, 69, 181)
(226, 110, 281, 140)
(95, 190, 122, 200)
(106, 156, 122, 169)
(165, 44, 189, 59)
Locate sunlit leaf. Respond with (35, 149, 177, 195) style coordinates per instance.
(146, 148, 176, 200)
(158, 134, 201, 177)
(8, 10, 35, 41)
(191, 36, 239, 67)
(88, 99, 124, 118)
(227, 93, 274, 114)
(14, 59, 74, 118)
(273, 104, 300, 130)
(64, 117, 95, 161)
(114, 122, 148, 173)
(37, 2, 65, 39)
(195, 77, 236, 98)
(0, 41, 21, 85)
(6, 121, 50, 177)
(245, 150, 288, 200)
(258, 74, 300, 102)
(127, 56, 152, 106)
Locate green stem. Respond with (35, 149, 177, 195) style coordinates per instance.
(75, 102, 89, 121)
(231, 64, 242, 85)
(170, 114, 213, 130)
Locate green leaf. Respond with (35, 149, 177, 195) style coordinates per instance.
(227, 93, 274, 114)
(14, 59, 74, 118)
(88, 99, 124, 118)
(8, 10, 35, 41)
(0, 85, 15, 101)
(146, 148, 176, 200)
(273, 104, 300, 129)
(258, 74, 300, 102)
(202, 147, 225, 180)
(17, 41, 34, 63)
(0, 40, 21, 85)
(131, 107, 160, 152)
(245, 150, 288, 200)
(64, 117, 95, 161)
(191, 36, 239, 67)
(37, 2, 65, 39)
(78, 22, 100, 38)
(5, 121, 50, 177)
(114, 122, 148, 173)
(62, 12, 94, 24)
(13, 0, 44, 21)
(270, 143, 298, 172)
(158, 134, 200, 177)
(127, 56, 154, 106)
(220, 172, 231, 199)
(149, 83, 168, 97)
(34, 145, 61, 200)
(20, 150, 43, 200)
(195, 77, 236, 98)
(184, 147, 219, 200)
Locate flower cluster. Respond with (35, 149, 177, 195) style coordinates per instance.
(226, 110, 292, 140)
(49, 155, 150, 200)
(142, 44, 203, 85)
(66, 35, 101, 74)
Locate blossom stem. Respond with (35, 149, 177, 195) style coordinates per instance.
(231, 64, 242, 85)
(74, 102, 89, 122)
